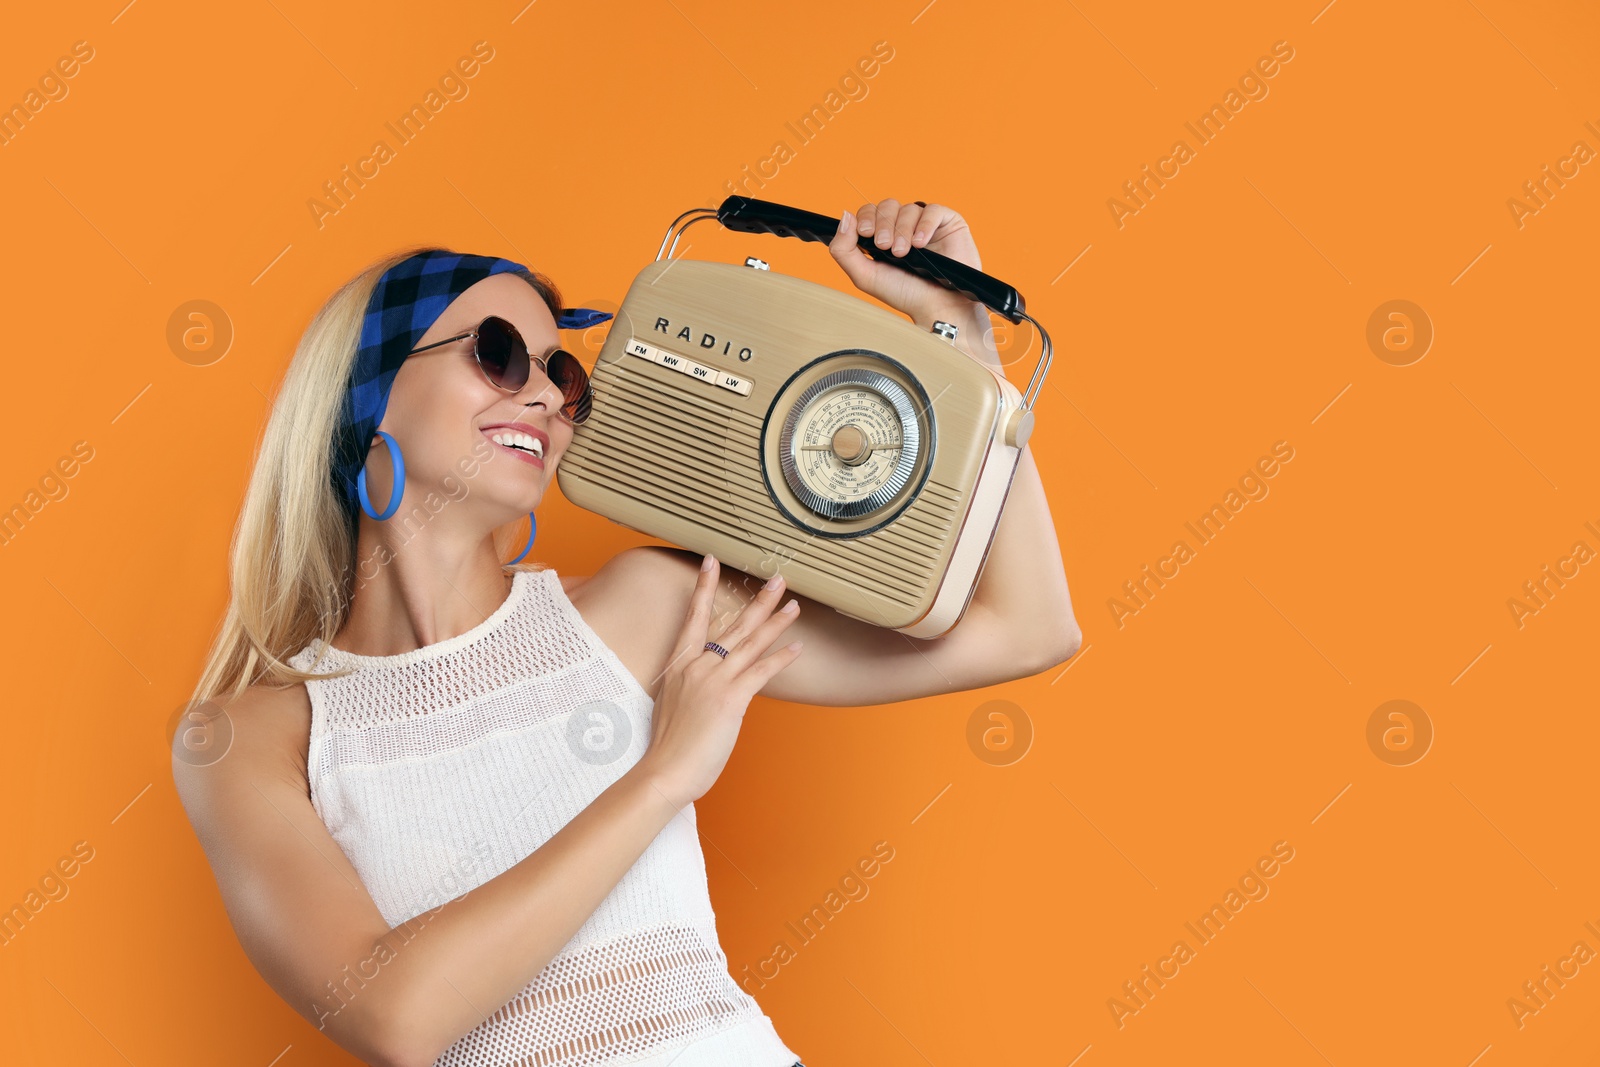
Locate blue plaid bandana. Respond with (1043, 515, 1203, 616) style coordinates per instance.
(331, 249, 613, 518)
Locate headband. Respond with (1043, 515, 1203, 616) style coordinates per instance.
(330, 249, 613, 517)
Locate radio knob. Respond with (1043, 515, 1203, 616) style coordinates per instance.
(1003, 408, 1034, 449)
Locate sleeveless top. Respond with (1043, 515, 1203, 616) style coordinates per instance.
(286, 567, 800, 1067)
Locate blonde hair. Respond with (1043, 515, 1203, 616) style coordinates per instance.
(190, 246, 565, 706)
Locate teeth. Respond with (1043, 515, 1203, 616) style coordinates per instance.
(490, 431, 544, 457)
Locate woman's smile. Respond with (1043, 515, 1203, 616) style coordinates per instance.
(481, 421, 550, 468)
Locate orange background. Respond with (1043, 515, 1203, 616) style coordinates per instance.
(2, 1, 1598, 1064)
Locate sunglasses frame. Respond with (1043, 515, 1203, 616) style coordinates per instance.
(408, 314, 594, 425)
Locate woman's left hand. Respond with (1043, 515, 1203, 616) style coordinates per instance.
(826, 198, 983, 329)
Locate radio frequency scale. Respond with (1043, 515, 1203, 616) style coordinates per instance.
(557, 196, 1055, 638)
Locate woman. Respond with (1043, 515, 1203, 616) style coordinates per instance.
(173, 198, 1081, 1067)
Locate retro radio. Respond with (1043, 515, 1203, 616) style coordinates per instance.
(557, 196, 1054, 638)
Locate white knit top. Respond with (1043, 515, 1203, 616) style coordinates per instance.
(287, 567, 800, 1067)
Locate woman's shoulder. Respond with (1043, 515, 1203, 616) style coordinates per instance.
(557, 546, 697, 614)
(170, 681, 313, 798)
(555, 547, 702, 696)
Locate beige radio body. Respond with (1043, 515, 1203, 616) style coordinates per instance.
(558, 257, 1032, 639)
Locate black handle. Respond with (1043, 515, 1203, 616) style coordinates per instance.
(715, 196, 1026, 324)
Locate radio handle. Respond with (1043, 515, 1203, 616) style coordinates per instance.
(655, 197, 1054, 412)
(714, 196, 1027, 325)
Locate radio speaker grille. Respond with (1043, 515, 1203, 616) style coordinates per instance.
(562, 362, 962, 614)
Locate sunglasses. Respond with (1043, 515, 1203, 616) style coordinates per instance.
(408, 315, 594, 425)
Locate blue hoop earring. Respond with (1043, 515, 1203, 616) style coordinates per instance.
(507, 512, 537, 566)
(356, 430, 405, 521)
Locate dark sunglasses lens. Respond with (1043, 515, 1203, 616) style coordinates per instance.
(546, 350, 593, 423)
(476, 317, 529, 390)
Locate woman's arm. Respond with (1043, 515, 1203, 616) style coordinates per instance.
(172, 683, 683, 1067)
(898, 292, 1081, 666)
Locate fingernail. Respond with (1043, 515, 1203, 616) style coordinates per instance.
(893, 237, 908, 254)
(837, 212, 849, 235)
(702, 554, 715, 572)
(764, 574, 783, 590)
(782, 599, 798, 613)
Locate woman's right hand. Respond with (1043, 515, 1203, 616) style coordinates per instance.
(636, 555, 804, 808)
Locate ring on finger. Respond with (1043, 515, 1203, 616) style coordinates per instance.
(703, 641, 730, 659)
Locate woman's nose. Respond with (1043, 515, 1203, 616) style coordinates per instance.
(517, 366, 565, 411)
